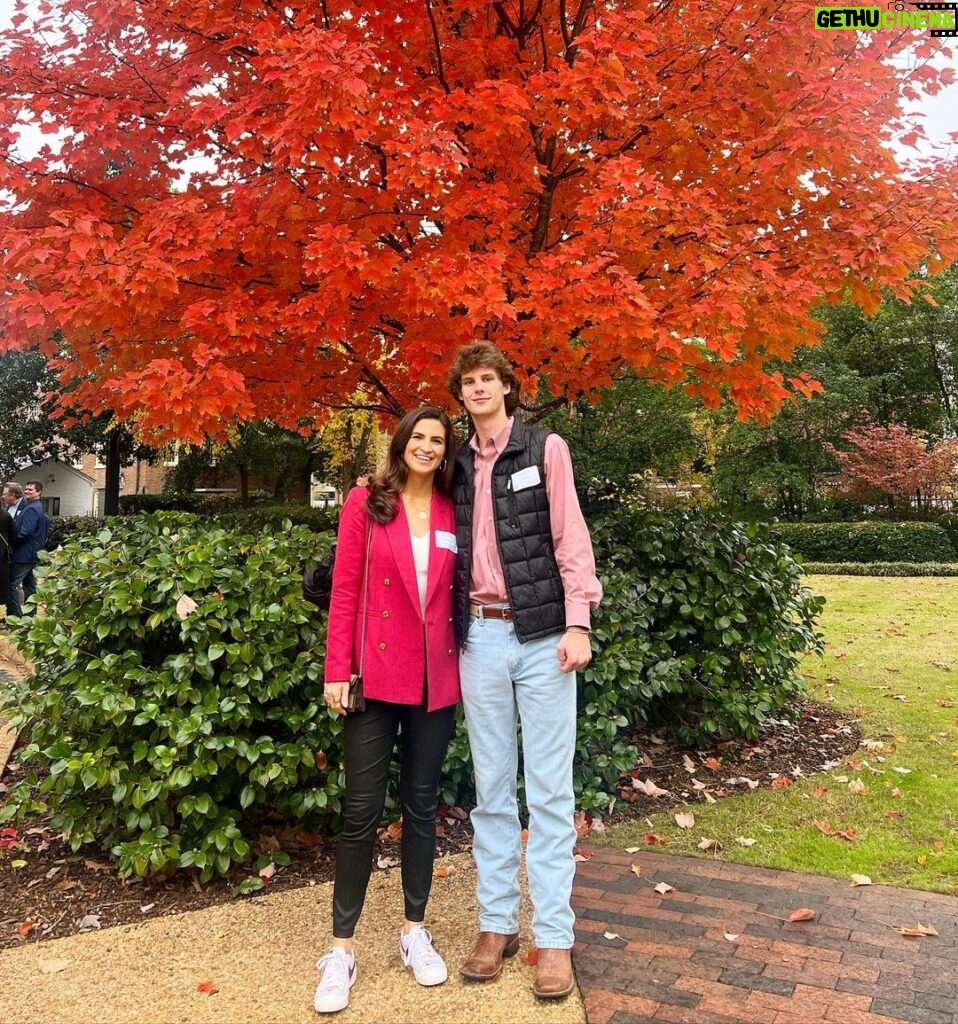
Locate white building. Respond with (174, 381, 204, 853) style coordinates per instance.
(10, 458, 96, 517)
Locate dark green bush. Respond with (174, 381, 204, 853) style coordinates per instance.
(0, 513, 339, 880)
(937, 513, 958, 556)
(580, 508, 823, 789)
(47, 515, 103, 550)
(118, 493, 204, 515)
(771, 521, 956, 563)
(1, 504, 824, 864)
(803, 561, 958, 576)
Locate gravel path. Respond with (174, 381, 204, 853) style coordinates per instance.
(0, 852, 585, 1024)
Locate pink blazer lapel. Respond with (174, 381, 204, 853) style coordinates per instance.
(425, 499, 454, 610)
(383, 511, 422, 617)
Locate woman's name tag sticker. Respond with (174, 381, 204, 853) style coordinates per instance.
(435, 530, 458, 552)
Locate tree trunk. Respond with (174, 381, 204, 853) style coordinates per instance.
(103, 428, 122, 516)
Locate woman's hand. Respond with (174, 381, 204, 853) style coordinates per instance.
(324, 681, 351, 715)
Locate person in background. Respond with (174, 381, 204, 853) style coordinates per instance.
(7, 480, 49, 618)
(448, 341, 602, 1000)
(313, 407, 460, 1015)
(0, 488, 14, 615)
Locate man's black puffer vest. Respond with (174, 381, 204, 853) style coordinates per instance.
(453, 418, 566, 646)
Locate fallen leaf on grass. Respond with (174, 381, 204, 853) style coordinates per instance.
(770, 775, 792, 789)
(697, 838, 722, 851)
(624, 846, 642, 853)
(848, 779, 867, 795)
(703, 792, 717, 805)
(815, 820, 834, 835)
(900, 923, 938, 937)
(643, 834, 668, 845)
(884, 810, 902, 819)
(735, 837, 758, 847)
(812, 786, 829, 798)
(196, 980, 218, 994)
(522, 948, 538, 966)
(891, 767, 912, 775)
(38, 959, 70, 975)
(788, 908, 816, 923)
(675, 811, 695, 829)
(850, 874, 872, 887)
(654, 882, 675, 895)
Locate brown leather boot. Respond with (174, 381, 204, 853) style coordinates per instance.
(532, 947, 575, 999)
(459, 931, 521, 982)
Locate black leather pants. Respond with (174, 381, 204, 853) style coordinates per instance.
(332, 697, 456, 938)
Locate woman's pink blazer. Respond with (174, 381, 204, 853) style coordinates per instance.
(324, 486, 460, 711)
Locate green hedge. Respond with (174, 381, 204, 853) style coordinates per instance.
(1, 507, 823, 875)
(771, 521, 956, 563)
(805, 562, 958, 576)
(1, 514, 338, 880)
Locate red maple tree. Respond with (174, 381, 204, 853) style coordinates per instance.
(828, 421, 958, 512)
(1, 1, 957, 440)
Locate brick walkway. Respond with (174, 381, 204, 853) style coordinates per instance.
(572, 846, 958, 1024)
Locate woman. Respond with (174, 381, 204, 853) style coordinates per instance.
(314, 406, 460, 1014)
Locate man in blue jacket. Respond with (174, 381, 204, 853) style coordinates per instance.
(7, 480, 50, 618)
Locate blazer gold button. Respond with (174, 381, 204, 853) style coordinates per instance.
(384, 578, 391, 586)
(447, 649, 454, 656)
(379, 642, 387, 651)
(382, 610, 389, 618)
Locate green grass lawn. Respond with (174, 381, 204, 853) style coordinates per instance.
(600, 575, 958, 894)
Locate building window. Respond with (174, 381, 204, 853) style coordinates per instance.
(42, 497, 61, 516)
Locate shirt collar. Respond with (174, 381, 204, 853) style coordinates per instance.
(470, 416, 514, 457)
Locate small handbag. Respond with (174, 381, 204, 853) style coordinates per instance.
(345, 520, 373, 713)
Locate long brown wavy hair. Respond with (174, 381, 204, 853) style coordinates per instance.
(365, 406, 457, 524)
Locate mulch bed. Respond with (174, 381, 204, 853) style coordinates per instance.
(0, 700, 860, 950)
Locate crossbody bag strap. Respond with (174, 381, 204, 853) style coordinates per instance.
(358, 517, 373, 676)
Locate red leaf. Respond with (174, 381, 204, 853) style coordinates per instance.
(196, 980, 218, 994)
(770, 776, 792, 789)
(643, 834, 668, 845)
(814, 821, 834, 835)
(522, 948, 538, 966)
(788, 908, 816, 923)
(16, 920, 35, 938)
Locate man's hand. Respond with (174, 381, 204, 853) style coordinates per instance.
(557, 631, 592, 673)
(324, 681, 351, 715)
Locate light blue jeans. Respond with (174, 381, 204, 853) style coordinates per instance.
(460, 616, 577, 949)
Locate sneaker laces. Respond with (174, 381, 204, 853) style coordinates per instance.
(403, 927, 443, 971)
(315, 949, 352, 992)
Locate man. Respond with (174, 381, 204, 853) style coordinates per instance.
(0, 490, 13, 615)
(7, 480, 50, 618)
(447, 341, 602, 1000)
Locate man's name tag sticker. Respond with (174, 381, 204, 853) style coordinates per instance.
(435, 530, 458, 552)
(510, 465, 541, 491)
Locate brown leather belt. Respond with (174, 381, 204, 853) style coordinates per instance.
(469, 603, 514, 621)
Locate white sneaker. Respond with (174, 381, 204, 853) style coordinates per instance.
(314, 948, 357, 1013)
(399, 925, 448, 986)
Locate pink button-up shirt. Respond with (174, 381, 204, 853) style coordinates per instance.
(469, 418, 603, 628)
